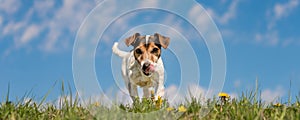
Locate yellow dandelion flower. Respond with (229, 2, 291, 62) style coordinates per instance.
(178, 105, 187, 112)
(273, 103, 282, 107)
(218, 92, 230, 98)
(156, 96, 163, 108)
(94, 102, 100, 107)
(166, 107, 174, 111)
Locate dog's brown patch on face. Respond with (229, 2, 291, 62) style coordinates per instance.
(124, 33, 169, 68)
(134, 41, 161, 65)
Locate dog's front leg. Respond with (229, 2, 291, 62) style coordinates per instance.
(155, 72, 165, 99)
(128, 83, 138, 100)
(143, 87, 151, 98)
(155, 84, 164, 99)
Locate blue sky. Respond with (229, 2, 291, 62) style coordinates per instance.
(1, 0, 300, 104)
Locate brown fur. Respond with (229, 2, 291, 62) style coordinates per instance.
(125, 33, 140, 47)
(154, 33, 170, 49)
(124, 33, 169, 65)
(134, 42, 161, 64)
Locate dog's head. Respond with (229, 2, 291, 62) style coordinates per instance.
(124, 33, 170, 76)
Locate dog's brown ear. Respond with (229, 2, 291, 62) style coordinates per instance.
(154, 33, 170, 49)
(125, 33, 140, 47)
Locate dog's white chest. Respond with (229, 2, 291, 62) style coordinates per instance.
(124, 52, 159, 87)
(129, 64, 156, 87)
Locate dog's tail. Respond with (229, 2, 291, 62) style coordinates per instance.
(112, 42, 128, 58)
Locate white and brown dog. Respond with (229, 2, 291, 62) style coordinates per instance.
(112, 33, 170, 100)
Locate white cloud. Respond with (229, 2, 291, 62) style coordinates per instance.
(33, 1, 56, 19)
(189, 6, 227, 47)
(139, 0, 158, 8)
(0, 0, 96, 55)
(189, 5, 208, 26)
(2, 21, 25, 36)
(161, 14, 186, 37)
(19, 24, 40, 46)
(0, 0, 20, 15)
(0, 16, 3, 27)
(255, 31, 279, 46)
(100, 9, 133, 44)
(115, 87, 132, 105)
(218, 0, 239, 24)
(261, 86, 285, 103)
(165, 85, 239, 106)
(39, 0, 95, 52)
(268, 0, 299, 30)
(274, 0, 299, 20)
(196, 0, 241, 45)
(165, 84, 207, 106)
(73, 0, 119, 48)
(255, 0, 299, 47)
(282, 38, 295, 47)
(189, 5, 211, 34)
(165, 85, 185, 106)
(101, 10, 186, 46)
(187, 84, 206, 100)
(207, 0, 240, 25)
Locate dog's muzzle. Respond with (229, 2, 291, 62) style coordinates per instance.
(142, 62, 154, 76)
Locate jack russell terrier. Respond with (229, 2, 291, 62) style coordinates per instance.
(112, 33, 170, 100)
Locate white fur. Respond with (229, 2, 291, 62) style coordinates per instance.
(145, 35, 150, 44)
(112, 42, 165, 100)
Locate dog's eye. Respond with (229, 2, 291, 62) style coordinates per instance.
(151, 48, 158, 53)
(135, 49, 143, 54)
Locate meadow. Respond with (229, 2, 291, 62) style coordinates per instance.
(1, 82, 300, 120)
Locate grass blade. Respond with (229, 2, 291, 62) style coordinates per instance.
(38, 80, 58, 108)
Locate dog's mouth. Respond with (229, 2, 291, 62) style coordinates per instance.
(142, 64, 155, 76)
(143, 71, 151, 76)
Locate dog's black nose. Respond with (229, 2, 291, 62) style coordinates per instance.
(142, 63, 150, 70)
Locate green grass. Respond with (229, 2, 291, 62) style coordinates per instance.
(1, 82, 300, 119)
